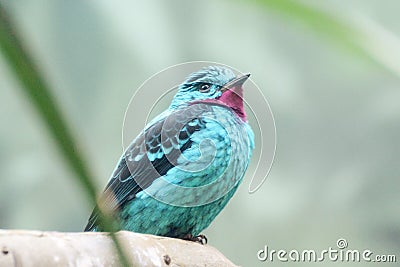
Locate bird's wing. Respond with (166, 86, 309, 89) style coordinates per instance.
(84, 103, 213, 231)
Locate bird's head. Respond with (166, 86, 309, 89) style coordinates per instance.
(170, 66, 250, 121)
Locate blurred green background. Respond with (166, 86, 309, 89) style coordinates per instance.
(0, 1, 399, 266)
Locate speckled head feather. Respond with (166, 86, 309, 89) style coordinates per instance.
(184, 66, 236, 86)
(169, 66, 237, 109)
(170, 66, 249, 121)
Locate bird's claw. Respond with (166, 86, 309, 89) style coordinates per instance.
(182, 234, 208, 245)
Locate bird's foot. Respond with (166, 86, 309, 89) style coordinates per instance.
(182, 234, 208, 245)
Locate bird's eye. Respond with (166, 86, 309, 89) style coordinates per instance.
(199, 84, 211, 93)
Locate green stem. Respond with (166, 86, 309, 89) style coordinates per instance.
(0, 4, 129, 267)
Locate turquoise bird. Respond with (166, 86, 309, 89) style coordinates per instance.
(84, 66, 254, 243)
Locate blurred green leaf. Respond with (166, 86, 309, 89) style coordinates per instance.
(0, 5, 97, 207)
(252, 0, 361, 51)
(0, 4, 129, 266)
(249, 0, 400, 77)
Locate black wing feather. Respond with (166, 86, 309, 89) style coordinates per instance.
(84, 104, 211, 231)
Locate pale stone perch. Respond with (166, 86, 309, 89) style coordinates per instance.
(0, 230, 237, 267)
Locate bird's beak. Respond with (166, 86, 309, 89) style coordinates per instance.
(220, 73, 250, 92)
